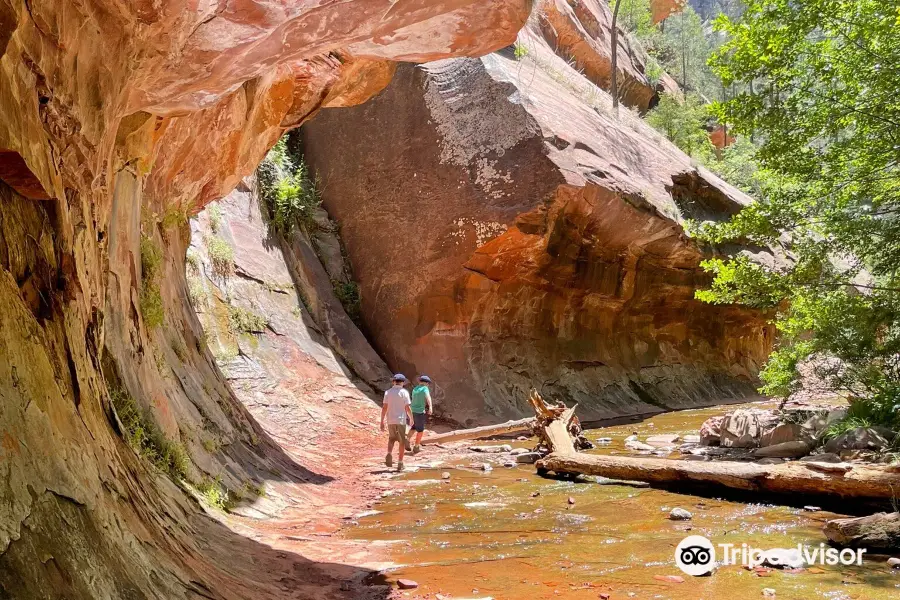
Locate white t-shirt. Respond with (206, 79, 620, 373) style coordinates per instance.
(383, 386, 411, 425)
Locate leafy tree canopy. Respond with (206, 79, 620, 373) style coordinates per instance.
(693, 0, 900, 421)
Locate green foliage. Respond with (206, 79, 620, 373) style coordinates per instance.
(111, 387, 189, 480)
(161, 205, 190, 229)
(257, 136, 321, 237)
(196, 476, 230, 511)
(822, 399, 900, 442)
(213, 345, 239, 363)
(703, 136, 766, 195)
(615, 0, 655, 38)
(646, 92, 714, 157)
(185, 249, 201, 274)
(513, 41, 529, 60)
(206, 235, 234, 279)
(333, 280, 361, 322)
(201, 437, 220, 453)
(228, 305, 268, 334)
(624, 4, 722, 99)
(140, 236, 165, 328)
(644, 57, 664, 87)
(207, 204, 223, 233)
(186, 275, 208, 308)
(694, 0, 900, 411)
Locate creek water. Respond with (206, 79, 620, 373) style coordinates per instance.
(349, 401, 899, 599)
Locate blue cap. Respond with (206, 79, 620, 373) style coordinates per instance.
(392, 373, 407, 382)
(418, 375, 432, 383)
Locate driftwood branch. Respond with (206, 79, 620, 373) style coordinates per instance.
(421, 417, 534, 445)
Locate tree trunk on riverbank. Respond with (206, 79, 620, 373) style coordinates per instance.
(823, 512, 900, 549)
(422, 418, 535, 445)
(536, 453, 900, 500)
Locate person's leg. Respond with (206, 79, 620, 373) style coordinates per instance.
(386, 434, 394, 467)
(412, 413, 425, 452)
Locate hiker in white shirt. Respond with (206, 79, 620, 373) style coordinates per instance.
(380, 374, 413, 471)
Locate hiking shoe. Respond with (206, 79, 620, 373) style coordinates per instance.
(412, 445, 421, 455)
(385, 453, 392, 468)
(404, 439, 412, 452)
(397, 461, 405, 472)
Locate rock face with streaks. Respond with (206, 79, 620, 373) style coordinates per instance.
(537, 0, 679, 112)
(300, 6, 776, 425)
(0, 1, 530, 598)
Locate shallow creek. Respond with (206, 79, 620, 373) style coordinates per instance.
(349, 402, 900, 599)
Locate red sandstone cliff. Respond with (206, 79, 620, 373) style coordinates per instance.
(0, 2, 530, 598)
(299, 10, 776, 425)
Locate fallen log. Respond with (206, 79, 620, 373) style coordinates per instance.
(823, 512, 900, 549)
(421, 417, 534, 445)
(536, 453, 900, 500)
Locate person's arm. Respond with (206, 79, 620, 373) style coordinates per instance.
(404, 391, 413, 424)
(380, 396, 388, 431)
(426, 388, 433, 415)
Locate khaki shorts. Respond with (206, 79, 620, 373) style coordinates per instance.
(387, 424, 406, 443)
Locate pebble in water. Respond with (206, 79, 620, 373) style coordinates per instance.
(669, 508, 693, 521)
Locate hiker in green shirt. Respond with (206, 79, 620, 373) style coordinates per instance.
(406, 375, 433, 454)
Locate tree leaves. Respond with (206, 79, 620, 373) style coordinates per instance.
(693, 0, 900, 411)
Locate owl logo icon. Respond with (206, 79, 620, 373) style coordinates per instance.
(675, 535, 716, 576)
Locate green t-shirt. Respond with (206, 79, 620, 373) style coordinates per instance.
(411, 385, 430, 413)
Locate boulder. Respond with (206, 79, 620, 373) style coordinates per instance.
(397, 579, 419, 590)
(753, 441, 812, 459)
(509, 447, 530, 455)
(824, 427, 894, 453)
(720, 410, 779, 448)
(801, 412, 829, 435)
(760, 423, 814, 447)
(515, 452, 543, 464)
(826, 408, 848, 424)
(669, 508, 692, 521)
(700, 416, 725, 446)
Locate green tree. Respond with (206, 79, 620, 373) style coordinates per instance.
(693, 0, 900, 422)
(616, 0, 654, 37)
(647, 92, 714, 157)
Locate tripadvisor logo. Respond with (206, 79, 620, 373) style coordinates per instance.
(675, 535, 716, 576)
(675, 535, 867, 576)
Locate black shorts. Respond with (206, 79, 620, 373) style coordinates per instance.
(412, 412, 427, 432)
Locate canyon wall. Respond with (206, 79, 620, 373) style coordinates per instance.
(300, 9, 776, 425)
(0, 1, 530, 598)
